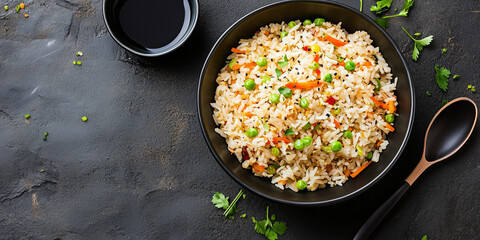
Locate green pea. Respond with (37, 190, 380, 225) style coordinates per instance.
(271, 147, 280, 156)
(314, 18, 325, 26)
(324, 73, 332, 83)
(256, 57, 268, 67)
(244, 79, 256, 90)
(330, 141, 343, 152)
(245, 127, 258, 138)
(267, 165, 276, 174)
(345, 61, 356, 71)
(322, 146, 332, 153)
(385, 114, 395, 123)
(261, 76, 271, 84)
(331, 106, 341, 115)
(343, 130, 352, 139)
(270, 93, 280, 103)
(228, 59, 236, 69)
(294, 139, 304, 150)
(309, 62, 319, 70)
(303, 19, 312, 26)
(280, 31, 288, 38)
(300, 97, 309, 109)
(288, 21, 297, 29)
(296, 179, 307, 190)
(302, 136, 313, 146)
(366, 152, 373, 160)
(302, 122, 311, 130)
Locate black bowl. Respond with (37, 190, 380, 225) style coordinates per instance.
(198, 0, 415, 206)
(102, 0, 199, 57)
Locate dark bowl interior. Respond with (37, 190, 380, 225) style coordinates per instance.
(198, 0, 415, 206)
(102, 0, 198, 57)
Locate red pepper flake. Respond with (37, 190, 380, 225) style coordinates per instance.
(303, 46, 309, 51)
(326, 96, 336, 105)
(242, 146, 250, 161)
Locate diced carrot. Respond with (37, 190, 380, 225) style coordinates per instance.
(265, 140, 271, 146)
(231, 63, 242, 70)
(264, 30, 269, 36)
(333, 119, 340, 128)
(314, 54, 320, 63)
(244, 112, 253, 118)
(231, 48, 246, 54)
(231, 79, 236, 84)
(333, 61, 345, 67)
(388, 101, 396, 113)
(252, 163, 265, 172)
(376, 140, 383, 147)
(20, 3, 25, 9)
(345, 169, 351, 178)
(278, 180, 287, 185)
(369, 96, 388, 109)
(24, 14, 28, 18)
(348, 127, 353, 131)
(350, 161, 372, 178)
(362, 61, 373, 67)
(385, 123, 395, 132)
(285, 81, 322, 90)
(324, 34, 347, 47)
(315, 69, 321, 77)
(244, 62, 257, 70)
(326, 165, 333, 172)
(272, 137, 290, 144)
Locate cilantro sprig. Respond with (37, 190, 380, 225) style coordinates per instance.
(252, 206, 287, 240)
(284, 128, 295, 136)
(375, 0, 414, 29)
(370, 0, 393, 14)
(211, 190, 244, 219)
(402, 27, 433, 61)
(277, 55, 289, 68)
(435, 65, 451, 92)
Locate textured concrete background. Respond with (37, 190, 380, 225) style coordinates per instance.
(0, 0, 479, 239)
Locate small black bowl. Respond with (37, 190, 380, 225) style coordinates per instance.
(198, 1, 415, 206)
(102, 0, 199, 57)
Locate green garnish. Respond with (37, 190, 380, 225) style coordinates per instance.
(471, 86, 476, 93)
(284, 128, 295, 136)
(442, 100, 449, 106)
(314, 123, 320, 130)
(24, 114, 31, 119)
(43, 132, 48, 141)
(241, 213, 246, 218)
(4, 5, 8, 11)
(426, 91, 431, 96)
(76, 61, 82, 66)
(468, 85, 472, 89)
(374, 78, 381, 91)
(278, 87, 292, 98)
(302, 122, 311, 130)
(375, 0, 415, 29)
(422, 235, 427, 240)
(40, 169, 45, 173)
(252, 206, 287, 240)
(212, 190, 244, 219)
(277, 54, 288, 69)
(442, 48, 447, 53)
(370, 0, 393, 14)
(435, 64, 451, 92)
(453, 74, 459, 80)
(229, 59, 236, 69)
(402, 27, 433, 61)
(359, 0, 363, 12)
(263, 123, 270, 131)
(275, 68, 282, 78)
(73, 61, 77, 65)
(82, 116, 88, 122)
(76, 51, 83, 56)
(15, 5, 20, 12)
(414, 33, 421, 36)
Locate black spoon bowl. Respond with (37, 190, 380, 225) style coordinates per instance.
(354, 97, 478, 240)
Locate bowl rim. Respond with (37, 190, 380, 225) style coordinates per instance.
(102, 0, 199, 57)
(197, 0, 415, 206)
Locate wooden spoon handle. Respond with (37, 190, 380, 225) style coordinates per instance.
(353, 181, 411, 240)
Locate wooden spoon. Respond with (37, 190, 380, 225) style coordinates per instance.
(354, 97, 478, 240)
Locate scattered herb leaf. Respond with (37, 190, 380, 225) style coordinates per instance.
(241, 213, 246, 218)
(374, 78, 381, 91)
(375, 18, 390, 29)
(43, 132, 48, 141)
(284, 128, 295, 136)
(384, 0, 414, 18)
(442, 48, 447, 53)
(277, 55, 289, 68)
(370, 0, 393, 14)
(15, 5, 20, 12)
(421, 235, 427, 240)
(212, 192, 229, 209)
(252, 206, 287, 240)
(435, 64, 450, 92)
(76, 61, 82, 66)
(278, 87, 292, 98)
(453, 74, 459, 80)
(442, 100, 449, 106)
(4, 5, 8, 11)
(24, 114, 31, 119)
(414, 33, 421, 36)
(426, 91, 431, 96)
(40, 169, 45, 173)
(275, 68, 282, 78)
(402, 27, 433, 61)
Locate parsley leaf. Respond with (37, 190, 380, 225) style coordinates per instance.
(435, 65, 451, 92)
(278, 87, 292, 98)
(375, 18, 390, 29)
(252, 206, 287, 240)
(421, 235, 428, 240)
(275, 68, 282, 78)
(212, 192, 229, 209)
(277, 54, 289, 68)
(402, 27, 433, 61)
(284, 128, 295, 136)
(370, 0, 393, 14)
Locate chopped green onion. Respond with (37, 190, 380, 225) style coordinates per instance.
(356, 145, 364, 156)
(453, 75, 459, 80)
(426, 91, 431, 96)
(442, 48, 447, 53)
(4, 5, 8, 11)
(442, 100, 449, 106)
(263, 122, 269, 131)
(24, 114, 31, 119)
(414, 33, 421, 36)
(15, 5, 20, 12)
(76, 61, 82, 66)
(468, 85, 472, 89)
(82, 116, 88, 122)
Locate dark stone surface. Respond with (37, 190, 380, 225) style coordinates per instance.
(0, 0, 478, 239)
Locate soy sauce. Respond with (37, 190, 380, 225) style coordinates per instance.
(117, 0, 191, 52)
